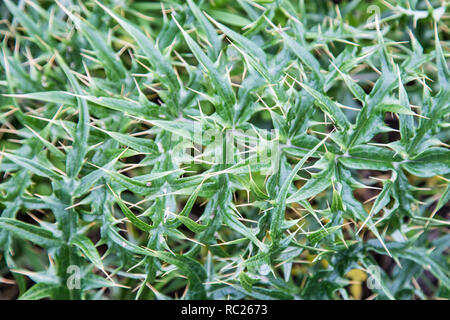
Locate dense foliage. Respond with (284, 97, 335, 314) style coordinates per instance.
(0, 0, 449, 300)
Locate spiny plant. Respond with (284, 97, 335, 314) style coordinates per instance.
(0, 0, 449, 300)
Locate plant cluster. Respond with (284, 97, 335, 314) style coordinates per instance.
(0, 0, 449, 300)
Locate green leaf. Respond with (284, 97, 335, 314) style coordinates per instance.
(19, 283, 59, 300)
(107, 171, 153, 196)
(4, 0, 48, 49)
(402, 148, 450, 177)
(433, 184, 450, 216)
(97, 128, 158, 154)
(96, 1, 180, 92)
(71, 234, 104, 270)
(222, 208, 265, 250)
(287, 161, 334, 203)
(174, 214, 208, 233)
(205, 13, 266, 65)
(282, 32, 322, 81)
(307, 224, 342, 245)
(56, 1, 126, 81)
(152, 251, 207, 299)
(0, 152, 62, 180)
(339, 145, 398, 171)
(271, 132, 332, 246)
(239, 272, 258, 292)
(298, 83, 351, 130)
(4, 91, 77, 105)
(55, 52, 89, 179)
(174, 17, 235, 124)
(379, 103, 417, 116)
(110, 187, 154, 231)
(207, 9, 251, 27)
(369, 246, 450, 289)
(187, 0, 221, 59)
(77, 95, 160, 118)
(357, 180, 394, 234)
(0, 218, 61, 248)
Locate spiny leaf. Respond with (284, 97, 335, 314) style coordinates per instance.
(95, 1, 180, 92)
(18, 283, 59, 300)
(109, 187, 154, 231)
(0, 218, 61, 248)
(55, 52, 89, 179)
(173, 16, 235, 124)
(71, 234, 104, 270)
